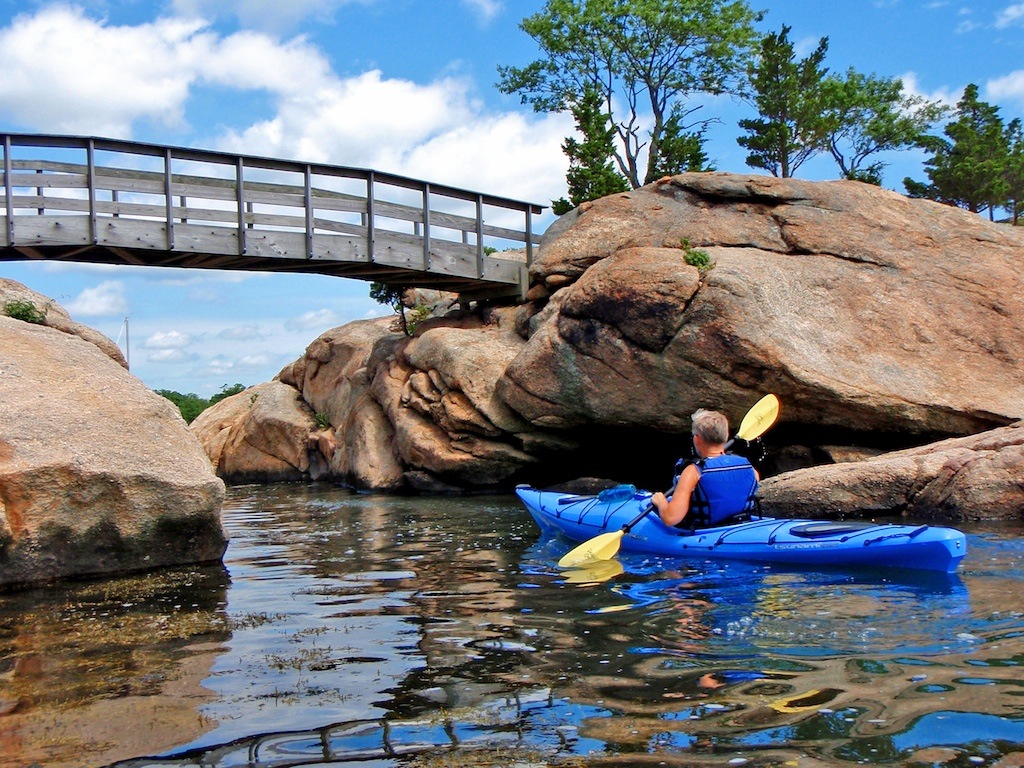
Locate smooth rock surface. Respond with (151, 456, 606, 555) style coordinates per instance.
(0, 315, 226, 587)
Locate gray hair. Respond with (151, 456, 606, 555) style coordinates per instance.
(691, 408, 729, 445)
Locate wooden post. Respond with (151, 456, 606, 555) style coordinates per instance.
(304, 164, 314, 259)
(366, 171, 375, 263)
(3, 135, 13, 246)
(422, 182, 431, 272)
(86, 138, 97, 244)
(475, 193, 484, 279)
(236, 157, 246, 255)
(164, 148, 174, 250)
(525, 206, 535, 267)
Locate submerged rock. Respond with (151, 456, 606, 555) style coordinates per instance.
(0, 305, 226, 588)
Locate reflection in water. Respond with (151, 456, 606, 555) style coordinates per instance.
(2, 484, 1024, 767)
(0, 566, 229, 767)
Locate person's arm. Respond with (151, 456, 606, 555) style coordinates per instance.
(651, 464, 700, 527)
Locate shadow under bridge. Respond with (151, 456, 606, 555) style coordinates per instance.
(1, 133, 545, 302)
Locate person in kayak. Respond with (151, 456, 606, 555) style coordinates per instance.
(651, 409, 760, 528)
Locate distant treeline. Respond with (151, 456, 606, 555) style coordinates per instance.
(157, 383, 246, 423)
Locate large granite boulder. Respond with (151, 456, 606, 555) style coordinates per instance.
(190, 380, 324, 484)
(501, 174, 1024, 438)
(0, 310, 226, 587)
(1, 277, 126, 366)
(198, 311, 545, 492)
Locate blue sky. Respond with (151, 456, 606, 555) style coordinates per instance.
(1, 0, 1022, 396)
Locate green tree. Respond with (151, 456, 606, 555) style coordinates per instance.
(210, 383, 246, 406)
(646, 105, 716, 179)
(551, 87, 630, 214)
(156, 383, 248, 423)
(369, 281, 410, 335)
(822, 71, 947, 185)
(905, 84, 1009, 218)
(156, 390, 209, 424)
(737, 26, 831, 178)
(1004, 118, 1024, 224)
(498, 0, 760, 188)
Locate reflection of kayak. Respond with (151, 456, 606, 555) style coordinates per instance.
(515, 485, 967, 573)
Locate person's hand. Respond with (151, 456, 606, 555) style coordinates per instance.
(651, 491, 667, 511)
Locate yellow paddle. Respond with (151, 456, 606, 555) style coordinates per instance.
(557, 394, 781, 568)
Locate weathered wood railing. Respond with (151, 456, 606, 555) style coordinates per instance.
(0, 134, 544, 300)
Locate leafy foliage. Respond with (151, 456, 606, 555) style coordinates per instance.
(369, 281, 410, 335)
(157, 383, 246, 424)
(821, 71, 947, 185)
(1005, 119, 1024, 225)
(905, 84, 1010, 218)
(499, 0, 761, 188)
(737, 26, 832, 178)
(3, 300, 47, 324)
(739, 26, 944, 184)
(368, 281, 435, 336)
(646, 107, 716, 179)
(551, 87, 629, 214)
(681, 237, 711, 269)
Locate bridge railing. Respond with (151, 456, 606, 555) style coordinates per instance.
(0, 133, 545, 298)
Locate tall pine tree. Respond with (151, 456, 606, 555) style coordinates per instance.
(552, 88, 629, 214)
(1004, 118, 1024, 225)
(737, 26, 831, 178)
(905, 84, 1008, 219)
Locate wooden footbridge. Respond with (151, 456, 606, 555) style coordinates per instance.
(0, 134, 545, 302)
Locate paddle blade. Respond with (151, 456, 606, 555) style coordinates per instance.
(557, 530, 625, 567)
(736, 394, 780, 442)
(561, 558, 625, 584)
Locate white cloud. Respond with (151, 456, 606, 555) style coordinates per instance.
(171, 0, 364, 32)
(144, 330, 192, 349)
(0, 6, 333, 136)
(203, 358, 237, 376)
(219, 324, 265, 340)
(0, 5, 569, 210)
(988, 70, 1024, 103)
(285, 308, 340, 331)
(65, 281, 129, 317)
(900, 72, 962, 108)
(215, 69, 480, 166)
(996, 3, 1024, 27)
(238, 353, 272, 366)
(0, 7, 210, 136)
(462, 0, 503, 23)
(148, 348, 190, 363)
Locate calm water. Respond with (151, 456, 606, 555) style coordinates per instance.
(3, 483, 1024, 767)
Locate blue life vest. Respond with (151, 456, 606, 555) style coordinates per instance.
(688, 454, 759, 527)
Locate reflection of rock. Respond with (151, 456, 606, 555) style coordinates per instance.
(0, 295, 227, 587)
(0, 566, 230, 767)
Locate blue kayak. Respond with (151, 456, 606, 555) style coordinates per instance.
(515, 484, 967, 573)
